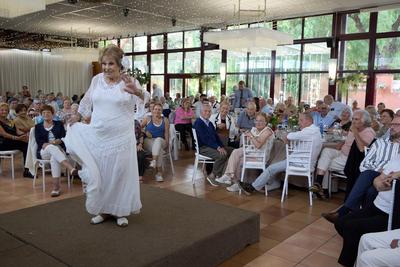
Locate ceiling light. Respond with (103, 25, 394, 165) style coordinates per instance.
(0, 0, 63, 18)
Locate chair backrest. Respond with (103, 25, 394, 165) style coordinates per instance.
(28, 127, 38, 162)
(242, 135, 269, 166)
(388, 179, 397, 231)
(286, 139, 313, 173)
(192, 128, 200, 155)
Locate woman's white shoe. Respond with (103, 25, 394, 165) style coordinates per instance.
(90, 215, 105, 225)
(117, 217, 128, 227)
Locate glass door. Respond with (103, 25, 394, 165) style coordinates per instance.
(167, 76, 200, 98)
(169, 78, 183, 99)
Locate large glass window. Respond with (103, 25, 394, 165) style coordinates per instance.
(276, 45, 301, 72)
(184, 51, 201, 73)
(274, 74, 300, 104)
(277, 18, 302, 39)
(301, 73, 329, 104)
(186, 79, 200, 98)
(167, 32, 183, 49)
(249, 52, 272, 72)
(202, 75, 221, 99)
(204, 50, 221, 73)
(345, 12, 370, 34)
(151, 54, 164, 74)
(375, 37, 400, 70)
(134, 36, 147, 52)
(169, 78, 183, 98)
(120, 38, 132, 53)
(105, 39, 118, 46)
(227, 51, 247, 73)
(342, 40, 369, 70)
(249, 22, 273, 29)
(98, 40, 105, 49)
(168, 52, 183, 73)
(304, 15, 333, 38)
(248, 74, 270, 99)
(184, 30, 201, 48)
(302, 43, 330, 71)
(226, 74, 246, 96)
(151, 35, 164, 50)
(339, 73, 367, 108)
(375, 73, 400, 110)
(377, 8, 400, 33)
(151, 75, 164, 93)
(133, 55, 147, 72)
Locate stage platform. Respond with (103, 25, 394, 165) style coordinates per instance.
(0, 185, 259, 267)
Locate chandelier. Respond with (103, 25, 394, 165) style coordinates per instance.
(0, 0, 62, 18)
(203, 0, 293, 53)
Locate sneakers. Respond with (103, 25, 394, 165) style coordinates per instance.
(116, 217, 128, 227)
(206, 175, 219, 187)
(149, 160, 156, 168)
(50, 190, 60, 197)
(215, 174, 232, 185)
(238, 181, 256, 195)
(90, 215, 106, 225)
(226, 183, 240, 192)
(155, 173, 164, 182)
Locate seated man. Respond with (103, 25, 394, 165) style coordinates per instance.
(239, 112, 322, 195)
(310, 110, 376, 198)
(322, 94, 349, 128)
(237, 102, 256, 132)
(356, 229, 400, 267)
(323, 115, 400, 223)
(334, 156, 400, 266)
(194, 103, 232, 186)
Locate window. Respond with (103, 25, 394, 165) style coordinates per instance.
(342, 40, 369, 70)
(227, 51, 247, 73)
(186, 79, 200, 97)
(184, 51, 201, 73)
(204, 50, 221, 73)
(120, 38, 132, 53)
(125, 56, 133, 71)
(248, 52, 272, 73)
(202, 75, 221, 99)
(277, 18, 302, 39)
(274, 74, 300, 104)
(344, 12, 370, 34)
(339, 73, 367, 108)
(276, 45, 301, 72)
(249, 22, 273, 29)
(301, 73, 329, 104)
(134, 36, 147, 52)
(151, 75, 164, 93)
(151, 54, 164, 74)
(133, 55, 147, 72)
(375, 73, 400, 110)
(248, 74, 270, 99)
(227, 24, 248, 30)
(375, 37, 400, 70)
(167, 52, 183, 73)
(184, 30, 201, 48)
(151, 35, 164, 50)
(98, 40, 105, 49)
(169, 79, 183, 98)
(304, 15, 333, 38)
(226, 74, 246, 96)
(167, 32, 183, 49)
(302, 43, 330, 71)
(105, 39, 118, 46)
(377, 8, 400, 33)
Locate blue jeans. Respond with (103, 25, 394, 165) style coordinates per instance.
(252, 160, 286, 191)
(343, 170, 380, 212)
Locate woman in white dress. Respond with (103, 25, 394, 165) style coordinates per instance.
(64, 45, 144, 227)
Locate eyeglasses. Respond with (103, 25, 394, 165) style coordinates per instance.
(390, 123, 400, 127)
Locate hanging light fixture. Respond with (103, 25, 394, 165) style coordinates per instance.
(0, 0, 62, 18)
(203, 0, 293, 53)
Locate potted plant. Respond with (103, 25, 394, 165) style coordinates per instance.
(336, 72, 368, 95)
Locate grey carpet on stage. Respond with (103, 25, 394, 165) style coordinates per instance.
(0, 185, 259, 267)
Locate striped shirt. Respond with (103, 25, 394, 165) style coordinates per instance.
(360, 138, 400, 172)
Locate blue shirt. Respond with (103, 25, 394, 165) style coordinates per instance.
(145, 118, 165, 138)
(233, 88, 253, 108)
(193, 117, 223, 149)
(237, 111, 255, 130)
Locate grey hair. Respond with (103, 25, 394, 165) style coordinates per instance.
(354, 109, 371, 127)
(340, 107, 353, 120)
(200, 103, 211, 112)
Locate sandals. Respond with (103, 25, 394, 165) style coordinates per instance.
(91, 215, 129, 227)
(90, 214, 107, 225)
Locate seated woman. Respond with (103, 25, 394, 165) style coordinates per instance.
(13, 104, 34, 135)
(0, 103, 31, 177)
(35, 105, 77, 197)
(56, 98, 73, 125)
(376, 108, 394, 138)
(332, 107, 352, 133)
(365, 105, 381, 132)
(210, 101, 237, 148)
(134, 119, 148, 182)
(216, 113, 274, 192)
(174, 98, 195, 150)
(141, 103, 169, 182)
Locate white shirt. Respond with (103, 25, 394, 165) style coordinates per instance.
(210, 112, 237, 139)
(287, 124, 323, 167)
(374, 155, 400, 214)
(322, 101, 349, 127)
(134, 86, 150, 121)
(210, 101, 220, 114)
(152, 87, 163, 99)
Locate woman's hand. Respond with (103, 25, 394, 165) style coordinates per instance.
(68, 115, 81, 126)
(137, 143, 144, 151)
(121, 75, 141, 96)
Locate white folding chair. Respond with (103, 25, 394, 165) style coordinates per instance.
(281, 139, 314, 206)
(327, 169, 347, 198)
(388, 179, 397, 231)
(240, 135, 273, 196)
(192, 128, 215, 185)
(0, 150, 20, 180)
(161, 126, 176, 176)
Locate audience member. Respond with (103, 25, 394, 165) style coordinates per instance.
(7, 98, 18, 120)
(284, 96, 297, 116)
(237, 102, 257, 132)
(233, 81, 253, 109)
(322, 95, 348, 128)
(366, 105, 381, 132)
(210, 101, 237, 148)
(13, 104, 34, 135)
(376, 108, 394, 139)
(209, 96, 220, 114)
(134, 119, 148, 182)
(377, 102, 385, 114)
(174, 98, 195, 150)
(151, 84, 163, 100)
(352, 100, 360, 112)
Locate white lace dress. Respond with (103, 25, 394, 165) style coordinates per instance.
(63, 73, 142, 217)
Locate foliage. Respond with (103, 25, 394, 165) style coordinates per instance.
(129, 68, 150, 86)
(336, 72, 368, 95)
(277, 18, 302, 39)
(303, 15, 333, 39)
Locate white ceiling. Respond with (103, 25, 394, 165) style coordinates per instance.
(0, 0, 399, 39)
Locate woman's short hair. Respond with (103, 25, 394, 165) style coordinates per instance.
(340, 107, 353, 120)
(41, 104, 54, 114)
(381, 109, 395, 119)
(99, 44, 124, 69)
(0, 102, 9, 111)
(15, 103, 27, 114)
(152, 103, 163, 110)
(355, 110, 372, 127)
(256, 112, 269, 123)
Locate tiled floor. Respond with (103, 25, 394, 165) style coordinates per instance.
(0, 150, 344, 266)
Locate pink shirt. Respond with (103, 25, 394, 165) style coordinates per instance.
(341, 127, 376, 156)
(174, 107, 194, 125)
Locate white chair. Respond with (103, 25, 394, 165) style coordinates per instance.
(0, 150, 20, 180)
(281, 139, 314, 206)
(240, 135, 272, 196)
(191, 128, 215, 185)
(388, 179, 397, 231)
(161, 126, 176, 176)
(27, 128, 71, 192)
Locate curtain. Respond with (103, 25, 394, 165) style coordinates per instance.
(0, 49, 92, 97)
